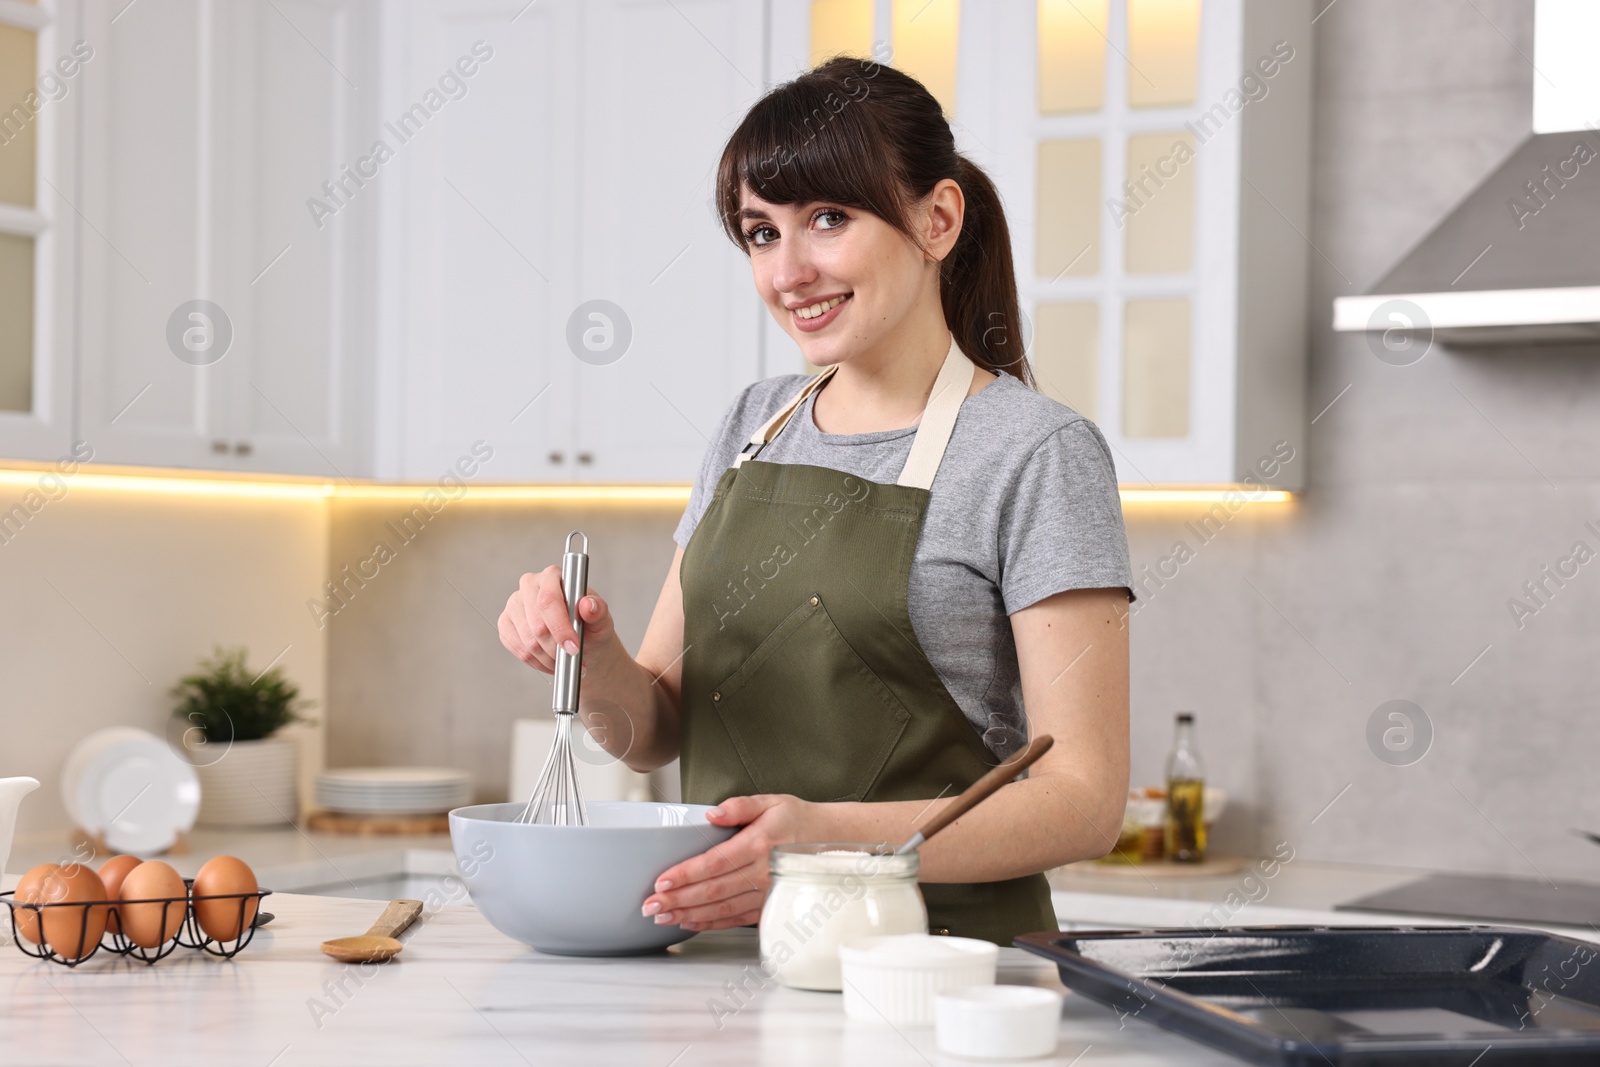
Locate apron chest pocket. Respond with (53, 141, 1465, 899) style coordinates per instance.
(711, 593, 911, 802)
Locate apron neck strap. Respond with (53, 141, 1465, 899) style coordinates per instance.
(895, 336, 975, 490)
(733, 335, 977, 490)
(733, 365, 837, 468)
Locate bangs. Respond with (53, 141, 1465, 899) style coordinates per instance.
(715, 62, 911, 249)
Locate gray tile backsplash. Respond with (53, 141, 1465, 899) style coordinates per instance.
(324, 501, 683, 807)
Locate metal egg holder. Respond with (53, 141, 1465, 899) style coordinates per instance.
(0, 880, 273, 967)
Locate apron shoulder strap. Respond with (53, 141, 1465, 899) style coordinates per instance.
(732, 335, 976, 486)
(732, 366, 837, 468)
(896, 336, 976, 490)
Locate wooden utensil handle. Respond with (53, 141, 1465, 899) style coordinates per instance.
(365, 899, 424, 940)
(913, 735, 1054, 844)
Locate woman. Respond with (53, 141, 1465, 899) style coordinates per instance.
(499, 56, 1133, 946)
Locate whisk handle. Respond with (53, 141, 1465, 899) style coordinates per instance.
(553, 531, 589, 713)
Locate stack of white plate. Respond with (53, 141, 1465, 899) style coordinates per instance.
(315, 767, 472, 816)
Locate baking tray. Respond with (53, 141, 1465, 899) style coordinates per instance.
(1017, 925, 1600, 1065)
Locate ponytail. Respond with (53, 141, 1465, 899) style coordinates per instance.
(945, 158, 1031, 385)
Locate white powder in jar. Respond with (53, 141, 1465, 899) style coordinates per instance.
(758, 848, 927, 991)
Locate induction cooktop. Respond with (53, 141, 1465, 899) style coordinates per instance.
(1340, 872, 1600, 929)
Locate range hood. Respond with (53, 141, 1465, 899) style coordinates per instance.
(1334, 0, 1600, 346)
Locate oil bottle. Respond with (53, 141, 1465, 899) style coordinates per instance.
(1164, 712, 1206, 863)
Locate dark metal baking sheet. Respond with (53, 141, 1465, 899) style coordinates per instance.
(1017, 925, 1600, 1066)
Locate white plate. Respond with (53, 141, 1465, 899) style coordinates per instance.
(67, 729, 200, 853)
(318, 803, 459, 815)
(315, 784, 473, 815)
(316, 797, 470, 810)
(61, 726, 151, 828)
(308, 793, 467, 799)
(316, 781, 466, 791)
(317, 767, 470, 787)
(314, 768, 472, 815)
(315, 783, 472, 798)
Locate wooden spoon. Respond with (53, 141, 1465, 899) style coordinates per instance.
(320, 899, 425, 963)
(896, 735, 1055, 854)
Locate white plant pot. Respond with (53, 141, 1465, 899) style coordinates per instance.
(192, 736, 299, 828)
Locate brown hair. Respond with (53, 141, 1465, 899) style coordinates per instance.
(714, 55, 1033, 386)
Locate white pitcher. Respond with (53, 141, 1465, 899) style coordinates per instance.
(0, 777, 40, 878)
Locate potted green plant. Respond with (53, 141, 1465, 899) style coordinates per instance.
(172, 647, 314, 828)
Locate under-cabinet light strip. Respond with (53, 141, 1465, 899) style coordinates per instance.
(1119, 488, 1293, 504)
(0, 469, 337, 500)
(0, 468, 1292, 505)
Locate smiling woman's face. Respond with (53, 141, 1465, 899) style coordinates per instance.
(737, 186, 934, 369)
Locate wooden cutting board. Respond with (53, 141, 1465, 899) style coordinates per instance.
(1068, 854, 1249, 879)
(305, 810, 450, 835)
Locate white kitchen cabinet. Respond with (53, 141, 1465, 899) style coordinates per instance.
(0, 0, 80, 462)
(32, 0, 767, 483)
(386, 0, 767, 483)
(569, 0, 767, 483)
(378, 0, 580, 483)
(75, 0, 378, 477)
(769, 0, 1312, 489)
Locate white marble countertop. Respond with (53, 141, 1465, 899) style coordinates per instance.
(10, 829, 1600, 1065)
(0, 890, 1251, 1067)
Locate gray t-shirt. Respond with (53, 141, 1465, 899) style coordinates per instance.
(673, 369, 1133, 760)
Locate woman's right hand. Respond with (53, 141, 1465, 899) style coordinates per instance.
(498, 566, 617, 675)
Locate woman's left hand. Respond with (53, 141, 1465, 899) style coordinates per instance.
(642, 794, 827, 932)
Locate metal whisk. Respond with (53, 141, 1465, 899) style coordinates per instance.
(517, 530, 591, 825)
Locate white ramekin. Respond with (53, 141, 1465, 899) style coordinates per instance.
(935, 984, 1065, 1059)
(838, 934, 999, 1026)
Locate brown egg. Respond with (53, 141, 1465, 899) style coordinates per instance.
(37, 864, 110, 961)
(98, 855, 143, 936)
(191, 855, 258, 943)
(117, 861, 188, 949)
(12, 863, 60, 944)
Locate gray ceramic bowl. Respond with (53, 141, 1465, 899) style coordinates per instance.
(448, 801, 737, 956)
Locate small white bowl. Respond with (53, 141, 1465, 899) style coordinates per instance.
(935, 985, 1064, 1059)
(839, 934, 997, 1026)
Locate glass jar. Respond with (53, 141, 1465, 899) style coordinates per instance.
(1096, 804, 1145, 865)
(758, 844, 927, 992)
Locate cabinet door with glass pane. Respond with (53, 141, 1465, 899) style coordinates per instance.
(0, 0, 79, 462)
(994, 0, 1313, 488)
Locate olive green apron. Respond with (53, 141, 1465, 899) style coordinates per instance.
(679, 336, 1056, 946)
